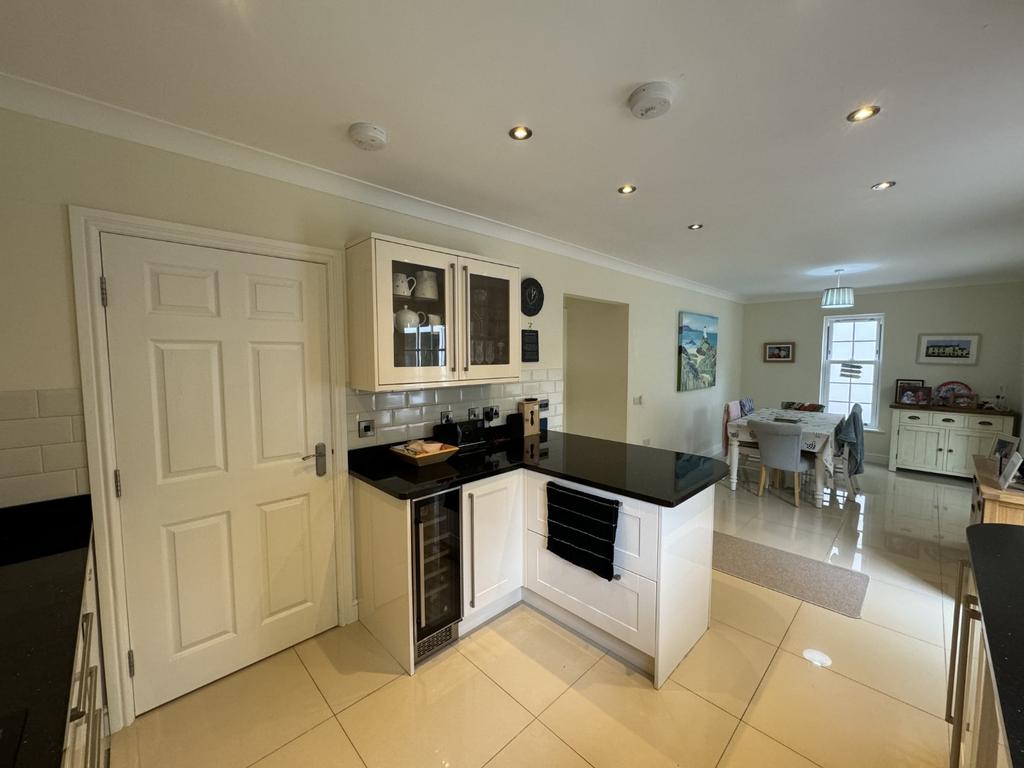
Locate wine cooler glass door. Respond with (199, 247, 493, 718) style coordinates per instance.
(413, 490, 462, 640)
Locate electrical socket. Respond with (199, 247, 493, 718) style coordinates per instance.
(483, 405, 499, 422)
(357, 419, 375, 437)
(467, 407, 481, 420)
(439, 410, 455, 424)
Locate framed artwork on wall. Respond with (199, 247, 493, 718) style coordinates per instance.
(763, 342, 795, 362)
(894, 378, 925, 403)
(917, 334, 979, 365)
(677, 311, 718, 391)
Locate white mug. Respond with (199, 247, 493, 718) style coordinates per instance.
(393, 273, 416, 296)
(414, 270, 439, 300)
(425, 313, 442, 327)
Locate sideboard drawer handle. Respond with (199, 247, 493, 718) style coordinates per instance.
(909, 416, 921, 421)
(979, 420, 993, 426)
(942, 418, 955, 423)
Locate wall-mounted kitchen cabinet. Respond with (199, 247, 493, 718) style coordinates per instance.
(346, 234, 521, 391)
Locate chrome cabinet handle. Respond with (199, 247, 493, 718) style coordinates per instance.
(946, 560, 967, 724)
(949, 594, 981, 768)
(69, 612, 94, 721)
(417, 522, 426, 629)
(462, 265, 470, 373)
(469, 493, 476, 608)
(301, 443, 327, 476)
(449, 263, 457, 372)
(88, 707, 102, 768)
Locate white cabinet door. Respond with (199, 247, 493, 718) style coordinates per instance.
(104, 234, 337, 713)
(525, 531, 656, 654)
(944, 430, 996, 477)
(374, 239, 460, 387)
(896, 425, 945, 471)
(457, 256, 520, 381)
(523, 471, 659, 581)
(462, 472, 524, 619)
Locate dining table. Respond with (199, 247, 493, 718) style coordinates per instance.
(726, 407, 844, 508)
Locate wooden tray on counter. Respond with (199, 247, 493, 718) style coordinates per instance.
(389, 442, 459, 466)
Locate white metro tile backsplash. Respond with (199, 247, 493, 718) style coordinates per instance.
(346, 368, 564, 448)
(0, 388, 90, 507)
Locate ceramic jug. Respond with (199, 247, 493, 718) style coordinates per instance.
(393, 273, 416, 296)
(414, 270, 439, 300)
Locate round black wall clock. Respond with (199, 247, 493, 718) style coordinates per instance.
(521, 277, 544, 317)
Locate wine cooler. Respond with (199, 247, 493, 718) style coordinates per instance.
(412, 489, 462, 661)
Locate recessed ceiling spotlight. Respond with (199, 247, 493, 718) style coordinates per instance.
(509, 125, 533, 140)
(871, 180, 896, 191)
(802, 649, 833, 668)
(617, 184, 637, 195)
(847, 105, 881, 123)
(688, 223, 703, 230)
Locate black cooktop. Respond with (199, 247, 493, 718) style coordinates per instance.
(348, 430, 728, 507)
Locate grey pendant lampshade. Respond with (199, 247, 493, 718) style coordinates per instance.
(821, 269, 855, 308)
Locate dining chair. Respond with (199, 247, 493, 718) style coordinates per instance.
(750, 419, 813, 507)
(722, 401, 759, 469)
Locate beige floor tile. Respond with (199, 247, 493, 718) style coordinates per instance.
(251, 719, 365, 768)
(134, 650, 332, 768)
(540, 655, 737, 768)
(670, 621, 776, 717)
(711, 570, 801, 646)
(745, 652, 948, 768)
(718, 724, 820, 768)
(781, 603, 948, 716)
(484, 721, 591, 768)
(750, 501, 846, 537)
(736, 518, 838, 560)
(295, 622, 404, 712)
(860, 578, 946, 646)
(338, 649, 532, 768)
(826, 528, 942, 594)
(714, 503, 759, 535)
(458, 605, 604, 715)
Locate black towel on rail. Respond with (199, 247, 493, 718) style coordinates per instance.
(545, 482, 620, 581)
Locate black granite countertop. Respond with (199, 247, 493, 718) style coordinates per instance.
(967, 524, 1024, 768)
(348, 430, 729, 507)
(0, 495, 92, 768)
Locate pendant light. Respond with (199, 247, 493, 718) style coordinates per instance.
(821, 268, 855, 309)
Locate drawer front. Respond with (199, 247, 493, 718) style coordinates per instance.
(965, 414, 1009, 432)
(898, 411, 930, 425)
(526, 531, 656, 654)
(931, 413, 965, 428)
(524, 471, 659, 581)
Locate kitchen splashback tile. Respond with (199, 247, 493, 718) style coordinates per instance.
(0, 446, 43, 478)
(374, 392, 407, 410)
(42, 441, 88, 472)
(0, 417, 73, 450)
(0, 390, 39, 420)
(36, 388, 83, 417)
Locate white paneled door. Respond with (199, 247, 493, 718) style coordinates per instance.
(101, 233, 337, 713)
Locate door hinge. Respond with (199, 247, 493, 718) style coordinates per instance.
(127, 649, 135, 677)
(114, 469, 122, 497)
(100, 275, 108, 307)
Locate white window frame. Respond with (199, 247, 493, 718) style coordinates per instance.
(819, 313, 885, 428)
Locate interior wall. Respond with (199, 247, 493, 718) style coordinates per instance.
(564, 297, 629, 441)
(0, 106, 743, 506)
(741, 283, 1024, 461)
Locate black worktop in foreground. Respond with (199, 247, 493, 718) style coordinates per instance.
(348, 430, 729, 507)
(967, 524, 1024, 768)
(0, 495, 92, 768)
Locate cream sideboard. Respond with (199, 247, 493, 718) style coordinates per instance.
(346, 233, 521, 391)
(888, 406, 1018, 479)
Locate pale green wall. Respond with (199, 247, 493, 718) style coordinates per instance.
(741, 284, 1024, 461)
(564, 297, 629, 442)
(0, 107, 742, 456)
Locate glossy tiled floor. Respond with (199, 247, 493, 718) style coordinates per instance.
(111, 463, 967, 768)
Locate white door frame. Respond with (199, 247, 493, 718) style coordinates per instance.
(69, 207, 355, 731)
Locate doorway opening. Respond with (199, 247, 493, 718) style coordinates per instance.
(563, 296, 629, 441)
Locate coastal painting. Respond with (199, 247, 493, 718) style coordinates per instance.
(678, 311, 718, 391)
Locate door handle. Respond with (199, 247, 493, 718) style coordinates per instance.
(417, 522, 426, 629)
(946, 559, 967, 724)
(302, 443, 327, 476)
(469, 492, 476, 608)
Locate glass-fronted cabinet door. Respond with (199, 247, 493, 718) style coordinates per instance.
(458, 257, 521, 381)
(374, 240, 459, 387)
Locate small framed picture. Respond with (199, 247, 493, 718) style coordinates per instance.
(898, 385, 933, 406)
(991, 433, 1020, 463)
(998, 451, 1022, 490)
(894, 379, 925, 404)
(763, 342, 795, 363)
(917, 334, 979, 365)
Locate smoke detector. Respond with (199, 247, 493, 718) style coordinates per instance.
(348, 122, 388, 151)
(628, 82, 674, 119)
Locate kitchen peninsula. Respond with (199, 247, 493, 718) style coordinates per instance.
(349, 431, 728, 688)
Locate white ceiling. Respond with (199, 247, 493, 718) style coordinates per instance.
(2, 0, 1024, 300)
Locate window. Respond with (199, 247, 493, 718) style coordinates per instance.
(820, 313, 884, 428)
